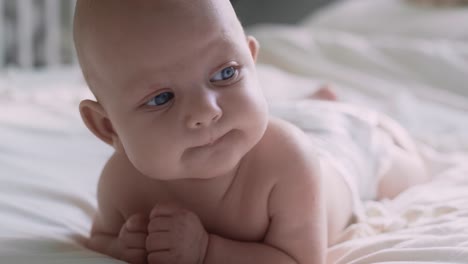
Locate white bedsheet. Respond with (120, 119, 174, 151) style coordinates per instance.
(1, 0, 467, 263)
(0, 69, 120, 263)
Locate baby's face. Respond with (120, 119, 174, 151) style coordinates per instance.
(81, 0, 268, 180)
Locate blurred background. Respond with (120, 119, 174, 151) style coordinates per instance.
(0, 0, 337, 69)
(0, 0, 466, 69)
(0, 0, 76, 68)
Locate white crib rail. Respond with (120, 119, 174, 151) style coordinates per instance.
(44, 0, 61, 67)
(0, 0, 4, 67)
(17, 0, 34, 68)
(1, 0, 76, 69)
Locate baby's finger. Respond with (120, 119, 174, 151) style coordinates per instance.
(150, 203, 181, 218)
(126, 214, 149, 232)
(147, 250, 172, 264)
(148, 216, 172, 233)
(146, 232, 172, 253)
(121, 248, 147, 264)
(120, 229, 147, 249)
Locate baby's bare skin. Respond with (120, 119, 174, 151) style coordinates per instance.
(89, 117, 351, 264)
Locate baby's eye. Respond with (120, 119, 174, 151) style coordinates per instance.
(210, 66, 238, 82)
(146, 91, 174, 106)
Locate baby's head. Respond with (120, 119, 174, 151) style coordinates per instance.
(74, 0, 269, 180)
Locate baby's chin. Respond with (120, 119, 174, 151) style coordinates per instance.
(138, 153, 244, 182)
(145, 161, 240, 182)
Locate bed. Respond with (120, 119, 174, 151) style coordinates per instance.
(1, 0, 467, 263)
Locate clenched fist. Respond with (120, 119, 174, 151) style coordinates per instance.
(146, 203, 210, 264)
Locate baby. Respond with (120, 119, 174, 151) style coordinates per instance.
(73, 0, 428, 263)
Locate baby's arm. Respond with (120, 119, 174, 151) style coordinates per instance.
(87, 154, 148, 264)
(88, 212, 148, 263)
(204, 124, 327, 264)
(204, 165, 326, 264)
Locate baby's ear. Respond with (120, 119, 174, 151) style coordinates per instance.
(79, 100, 123, 152)
(246, 35, 260, 63)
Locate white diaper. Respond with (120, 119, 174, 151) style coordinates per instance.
(269, 100, 394, 222)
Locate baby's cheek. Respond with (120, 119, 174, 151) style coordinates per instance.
(124, 142, 159, 177)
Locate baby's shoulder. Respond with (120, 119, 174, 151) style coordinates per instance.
(97, 152, 158, 215)
(253, 117, 320, 181)
(99, 151, 144, 188)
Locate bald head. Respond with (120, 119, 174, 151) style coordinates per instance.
(73, 0, 244, 102)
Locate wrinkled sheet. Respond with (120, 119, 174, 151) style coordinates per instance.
(1, 0, 468, 263)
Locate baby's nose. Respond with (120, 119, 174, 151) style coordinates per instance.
(185, 90, 222, 129)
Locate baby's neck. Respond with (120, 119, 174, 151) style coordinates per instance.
(159, 157, 248, 208)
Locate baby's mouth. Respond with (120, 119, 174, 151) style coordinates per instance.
(196, 131, 229, 149)
(202, 134, 223, 147)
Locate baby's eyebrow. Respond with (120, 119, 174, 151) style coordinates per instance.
(122, 68, 168, 96)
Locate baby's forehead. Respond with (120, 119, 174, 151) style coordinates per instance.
(74, 0, 243, 97)
(75, 0, 242, 56)
(75, 0, 237, 27)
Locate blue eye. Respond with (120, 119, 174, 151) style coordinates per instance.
(211, 66, 237, 82)
(146, 92, 174, 106)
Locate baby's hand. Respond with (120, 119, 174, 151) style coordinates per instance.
(146, 203, 209, 264)
(118, 214, 149, 264)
